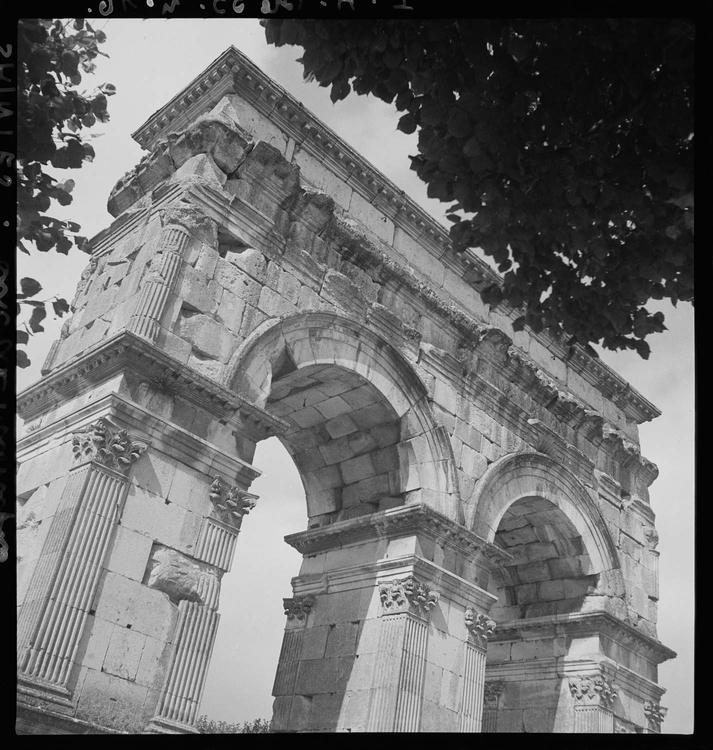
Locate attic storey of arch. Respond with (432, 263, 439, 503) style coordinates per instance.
(263, 17, 694, 358)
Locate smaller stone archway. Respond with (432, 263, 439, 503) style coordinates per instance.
(469, 453, 624, 733)
(469, 452, 619, 574)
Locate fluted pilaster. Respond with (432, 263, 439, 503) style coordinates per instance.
(459, 608, 495, 732)
(366, 576, 438, 732)
(569, 673, 617, 733)
(152, 601, 220, 727)
(127, 225, 190, 342)
(194, 518, 238, 571)
(482, 680, 504, 732)
(460, 644, 487, 731)
(17, 418, 147, 700)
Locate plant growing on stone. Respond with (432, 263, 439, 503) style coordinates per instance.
(263, 18, 693, 358)
(195, 715, 272, 733)
(17, 18, 115, 367)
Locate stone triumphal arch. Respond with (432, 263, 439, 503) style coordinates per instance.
(16, 47, 675, 734)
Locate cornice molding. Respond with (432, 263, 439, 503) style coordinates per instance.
(17, 393, 262, 488)
(284, 503, 512, 568)
(182, 182, 656, 478)
(18, 330, 288, 440)
(130, 46, 659, 427)
(490, 611, 676, 666)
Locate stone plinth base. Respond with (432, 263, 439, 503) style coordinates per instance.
(16, 703, 121, 735)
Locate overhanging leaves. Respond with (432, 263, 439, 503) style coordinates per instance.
(263, 18, 694, 356)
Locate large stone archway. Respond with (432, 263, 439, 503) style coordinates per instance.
(16, 46, 674, 734)
(227, 312, 461, 523)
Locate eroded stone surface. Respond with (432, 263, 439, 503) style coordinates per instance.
(144, 544, 221, 608)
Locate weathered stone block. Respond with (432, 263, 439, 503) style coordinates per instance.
(105, 527, 153, 582)
(102, 626, 145, 681)
(76, 668, 150, 733)
(93, 572, 178, 641)
(324, 621, 360, 658)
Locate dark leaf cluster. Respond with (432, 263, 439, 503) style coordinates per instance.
(263, 19, 693, 357)
(17, 18, 115, 366)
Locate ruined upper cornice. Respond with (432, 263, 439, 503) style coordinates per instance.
(130, 46, 660, 426)
(17, 330, 288, 440)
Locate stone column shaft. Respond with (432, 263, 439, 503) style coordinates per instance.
(17, 418, 147, 702)
(148, 476, 255, 733)
(20, 466, 126, 687)
(153, 600, 220, 727)
(393, 614, 429, 732)
(272, 629, 304, 698)
(128, 225, 189, 342)
(459, 643, 487, 732)
(366, 576, 437, 732)
(574, 704, 614, 733)
(482, 680, 504, 733)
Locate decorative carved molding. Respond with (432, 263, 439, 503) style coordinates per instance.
(283, 595, 315, 621)
(379, 575, 440, 617)
(491, 611, 676, 666)
(643, 525, 660, 551)
(483, 680, 505, 706)
(72, 417, 148, 474)
(17, 331, 288, 436)
(569, 674, 618, 708)
(643, 700, 667, 729)
(464, 608, 496, 649)
(70, 257, 98, 311)
(285, 503, 511, 566)
(208, 477, 257, 526)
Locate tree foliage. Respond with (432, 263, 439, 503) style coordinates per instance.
(263, 18, 694, 357)
(195, 715, 272, 733)
(17, 18, 115, 367)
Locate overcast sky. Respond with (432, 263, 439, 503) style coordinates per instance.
(17, 19, 694, 733)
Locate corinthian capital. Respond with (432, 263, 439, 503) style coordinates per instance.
(569, 674, 618, 708)
(378, 575, 439, 617)
(484, 680, 505, 706)
(644, 700, 667, 729)
(464, 608, 496, 649)
(283, 595, 316, 621)
(72, 417, 148, 474)
(209, 477, 257, 527)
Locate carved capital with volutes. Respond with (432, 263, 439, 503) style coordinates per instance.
(464, 607, 496, 650)
(378, 575, 440, 617)
(643, 700, 667, 730)
(159, 204, 216, 244)
(209, 477, 257, 528)
(484, 680, 505, 707)
(72, 417, 148, 474)
(283, 595, 316, 621)
(569, 674, 618, 708)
